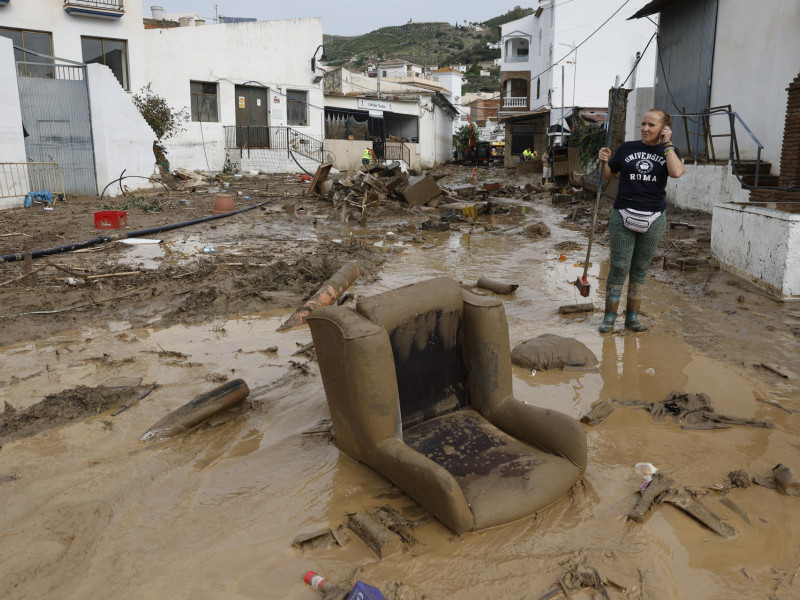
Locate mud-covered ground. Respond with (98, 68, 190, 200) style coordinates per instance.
(1, 163, 799, 599)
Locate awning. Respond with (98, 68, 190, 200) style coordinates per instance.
(500, 107, 550, 124)
(628, 0, 679, 19)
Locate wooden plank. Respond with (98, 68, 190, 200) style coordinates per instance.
(659, 488, 738, 538)
(628, 472, 675, 523)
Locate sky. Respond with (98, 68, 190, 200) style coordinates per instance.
(142, 0, 658, 105)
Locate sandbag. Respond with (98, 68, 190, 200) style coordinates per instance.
(511, 334, 598, 371)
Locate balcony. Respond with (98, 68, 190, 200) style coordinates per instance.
(504, 56, 529, 63)
(63, 0, 124, 19)
(503, 96, 528, 109)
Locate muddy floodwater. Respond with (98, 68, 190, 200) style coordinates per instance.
(1, 169, 800, 599)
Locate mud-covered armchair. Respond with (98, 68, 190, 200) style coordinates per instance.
(307, 277, 586, 534)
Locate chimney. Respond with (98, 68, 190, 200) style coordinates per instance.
(150, 6, 164, 20)
(179, 16, 192, 27)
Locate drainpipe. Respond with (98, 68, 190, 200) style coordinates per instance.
(560, 64, 565, 145)
(377, 68, 381, 98)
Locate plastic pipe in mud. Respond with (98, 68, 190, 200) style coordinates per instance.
(476, 276, 519, 295)
(140, 379, 250, 441)
(277, 261, 360, 331)
(0, 200, 270, 263)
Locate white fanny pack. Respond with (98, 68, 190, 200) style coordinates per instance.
(619, 208, 661, 233)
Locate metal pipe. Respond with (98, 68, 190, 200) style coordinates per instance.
(0, 200, 270, 263)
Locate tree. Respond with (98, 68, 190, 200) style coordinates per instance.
(132, 84, 189, 142)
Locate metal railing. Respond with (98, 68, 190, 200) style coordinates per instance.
(384, 141, 411, 167)
(63, 0, 124, 12)
(0, 162, 67, 203)
(503, 96, 527, 108)
(224, 126, 324, 163)
(669, 108, 797, 200)
(16, 61, 85, 80)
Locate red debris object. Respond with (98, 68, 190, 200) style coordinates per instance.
(94, 210, 127, 229)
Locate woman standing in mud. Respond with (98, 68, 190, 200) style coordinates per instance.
(596, 108, 686, 333)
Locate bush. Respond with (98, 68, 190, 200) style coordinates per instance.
(132, 83, 189, 142)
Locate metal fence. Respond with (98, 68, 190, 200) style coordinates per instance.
(0, 162, 67, 203)
(384, 141, 411, 167)
(224, 126, 324, 163)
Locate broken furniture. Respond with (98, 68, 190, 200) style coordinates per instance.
(307, 277, 587, 534)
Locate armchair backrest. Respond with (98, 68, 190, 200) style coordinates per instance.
(356, 277, 467, 429)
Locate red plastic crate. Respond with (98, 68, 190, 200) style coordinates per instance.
(94, 210, 127, 229)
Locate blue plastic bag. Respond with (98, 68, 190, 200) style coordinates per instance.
(346, 582, 386, 600)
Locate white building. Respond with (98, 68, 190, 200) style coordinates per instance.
(431, 67, 464, 134)
(498, 1, 655, 120)
(323, 67, 457, 170)
(142, 18, 326, 174)
(376, 59, 423, 79)
(0, 2, 329, 208)
(0, 0, 156, 205)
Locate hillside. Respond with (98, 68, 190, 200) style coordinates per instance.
(322, 6, 535, 91)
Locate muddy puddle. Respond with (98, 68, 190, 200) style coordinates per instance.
(2, 173, 800, 599)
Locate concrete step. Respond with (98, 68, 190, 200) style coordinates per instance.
(741, 173, 780, 187)
(735, 160, 772, 176)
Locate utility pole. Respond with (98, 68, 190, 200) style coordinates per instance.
(560, 63, 565, 145)
(558, 41, 577, 111)
(376, 65, 381, 98)
(214, 4, 218, 24)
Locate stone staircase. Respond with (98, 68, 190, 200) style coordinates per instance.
(734, 160, 779, 188)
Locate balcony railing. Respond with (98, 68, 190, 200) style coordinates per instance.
(64, 0, 124, 18)
(504, 56, 529, 63)
(503, 97, 528, 108)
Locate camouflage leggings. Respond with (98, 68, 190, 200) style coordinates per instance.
(607, 209, 667, 286)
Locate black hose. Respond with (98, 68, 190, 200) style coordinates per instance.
(0, 200, 270, 263)
(100, 173, 170, 202)
(289, 150, 315, 177)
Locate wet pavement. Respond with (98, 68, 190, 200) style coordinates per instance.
(1, 169, 799, 599)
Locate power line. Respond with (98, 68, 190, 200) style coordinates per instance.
(528, 0, 633, 83)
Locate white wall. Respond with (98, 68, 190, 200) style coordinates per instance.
(87, 63, 157, 197)
(325, 139, 373, 171)
(0, 37, 27, 209)
(0, 0, 148, 91)
(665, 163, 749, 213)
(625, 86, 654, 141)
(142, 18, 325, 172)
(712, 203, 800, 298)
(709, 0, 800, 169)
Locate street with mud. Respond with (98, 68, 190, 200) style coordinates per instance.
(1, 164, 800, 599)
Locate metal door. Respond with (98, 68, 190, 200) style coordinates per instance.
(235, 85, 269, 147)
(654, 0, 718, 156)
(17, 63, 98, 195)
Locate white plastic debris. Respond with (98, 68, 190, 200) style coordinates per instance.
(644, 368, 655, 376)
(634, 462, 658, 482)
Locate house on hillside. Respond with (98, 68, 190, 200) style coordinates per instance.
(323, 67, 457, 170)
(374, 59, 423, 79)
(628, 0, 800, 299)
(0, 0, 156, 205)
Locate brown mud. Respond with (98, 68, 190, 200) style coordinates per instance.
(1, 164, 799, 599)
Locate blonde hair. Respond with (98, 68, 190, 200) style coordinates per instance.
(648, 108, 672, 128)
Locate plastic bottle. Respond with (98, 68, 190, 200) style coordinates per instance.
(304, 571, 342, 596)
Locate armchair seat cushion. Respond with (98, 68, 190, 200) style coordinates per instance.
(403, 409, 583, 529)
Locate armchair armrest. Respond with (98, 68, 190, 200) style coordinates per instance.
(375, 437, 475, 534)
(307, 306, 402, 463)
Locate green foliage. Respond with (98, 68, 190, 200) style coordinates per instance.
(454, 124, 472, 150)
(222, 155, 236, 175)
(568, 118, 607, 172)
(132, 83, 189, 142)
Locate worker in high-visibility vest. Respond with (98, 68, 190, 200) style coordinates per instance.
(362, 148, 372, 166)
(522, 148, 534, 161)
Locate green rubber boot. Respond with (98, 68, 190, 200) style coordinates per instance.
(625, 282, 647, 332)
(599, 284, 623, 333)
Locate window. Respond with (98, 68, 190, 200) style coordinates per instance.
(190, 81, 218, 122)
(286, 90, 308, 127)
(81, 36, 128, 89)
(537, 77, 541, 100)
(0, 27, 53, 78)
(538, 28, 542, 56)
